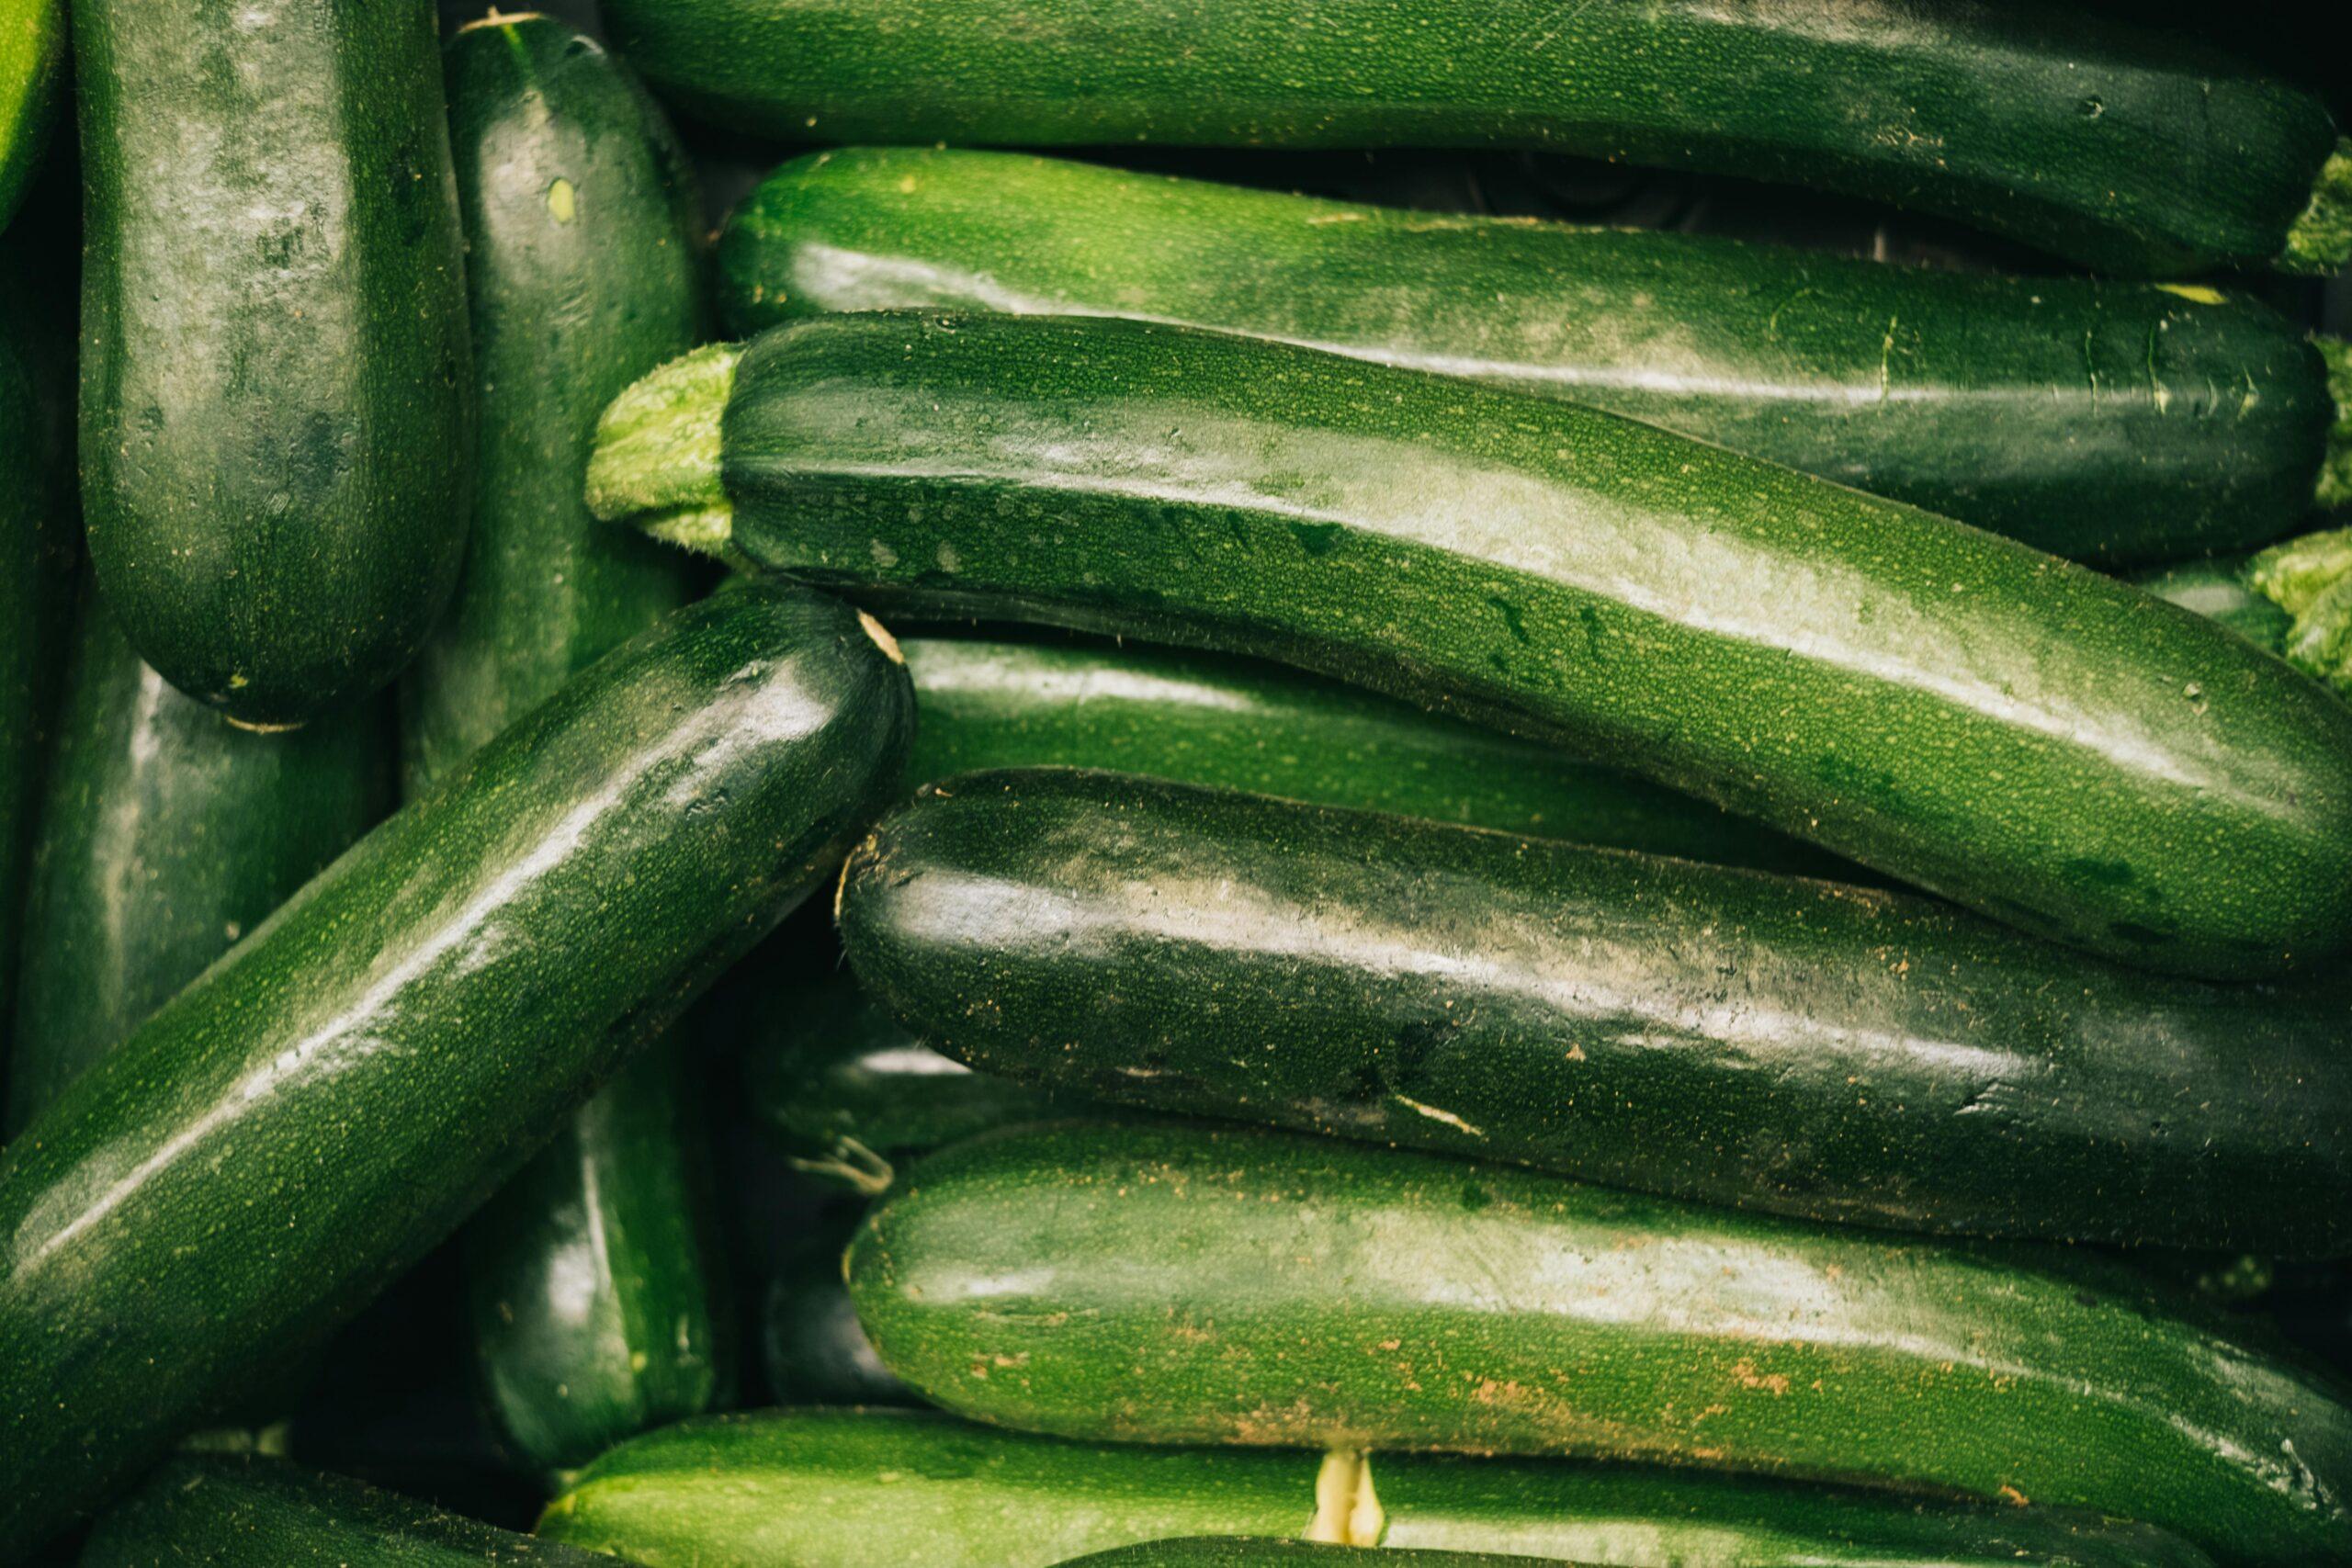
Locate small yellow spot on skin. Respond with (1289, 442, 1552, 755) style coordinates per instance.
(897, 175, 920, 195)
(2154, 283, 2228, 305)
(1999, 1484, 2031, 1506)
(857, 609, 904, 664)
(548, 178, 577, 224)
(628, 1351, 649, 1372)
(1566, 1043, 1587, 1062)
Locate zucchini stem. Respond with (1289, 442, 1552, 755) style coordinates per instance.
(2249, 526, 2352, 696)
(2281, 138, 2352, 276)
(2317, 336, 2351, 513)
(586, 343, 740, 555)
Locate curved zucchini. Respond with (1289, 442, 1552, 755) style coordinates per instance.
(837, 770, 2352, 1254)
(0, 584, 911, 1553)
(81, 1454, 617, 1566)
(849, 1122, 2352, 1567)
(6, 590, 391, 1134)
(900, 637, 1847, 876)
(2138, 527, 2352, 701)
(720, 149, 2348, 563)
(601, 0, 2348, 276)
(423, 15, 725, 1481)
(76, 0, 474, 725)
(593, 312, 2352, 979)
(0, 0, 62, 230)
(538, 1406, 2214, 1568)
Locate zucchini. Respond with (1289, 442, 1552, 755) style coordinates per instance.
(847, 1122, 2352, 1567)
(6, 589, 392, 1134)
(593, 312, 2352, 979)
(424, 14, 725, 1480)
(758, 1199, 916, 1405)
(76, 0, 474, 727)
(719, 149, 2350, 564)
(80, 1454, 621, 1566)
(0, 583, 911, 1553)
(836, 769, 2352, 1254)
(899, 637, 1847, 876)
(0, 0, 62, 229)
(2138, 527, 2352, 700)
(1051, 1544, 1580, 1568)
(598, 0, 2351, 276)
(538, 1406, 2215, 1568)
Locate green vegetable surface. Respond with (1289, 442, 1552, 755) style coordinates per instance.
(2138, 526, 2352, 701)
(0, 0, 62, 230)
(721, 148, 2349, 563)
(0, 583, 911, 1555)
(1050, 1541, 1587, 1568)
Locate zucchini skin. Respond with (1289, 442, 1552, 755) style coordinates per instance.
(2138, 553, 2298, 650)
(601, 0, 2345, 276)
(851, 1122, 2352, 1566)
(80, 1455, 620, 1567)
(0, 584, 912, 1554)
(721, 150, 2345, 564)
(6, 590, 392, 1134)
(0, 0, 63, 229)
(668, 311, 2352, 979)
(539, 1406, 2215, 1568)
(425, 15, 725, 1481)
(758, 1199, 916, 1405)
(837, 771, 2352, 1254)
(1052, 1544, 1579, 1568)
(901, 637, 1848, 876)
(75, 0, 474, 726)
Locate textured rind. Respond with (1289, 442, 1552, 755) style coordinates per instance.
(7, 590, 392, 1134)
(604, 0, 2337, 274)
(848, 1122, 2352, 1566)
(2249, 527, 2352, 698)
(719, 148, 2337, 562)
(2282, 140, 2352, 275)
(79, 1455, 619, 1566)
(587, 342, 738, 543)
(838, 769, 2352, 1253)
(425, 15, 727, 1481)
(684, 310, 2352, 979)
(75, 0, 475, 724)
(2316, 336, 2352, 511)
(539, 1406, 2215, 1568)
(0, 583, 913, 1555)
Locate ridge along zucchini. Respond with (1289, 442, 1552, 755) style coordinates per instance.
(0, 0, 63, 230)
(75, 0, 474, 727)
(79, 1454, 622, 1567)
(598, 0, 2352, 276)
(2137, 527, 2352, 701)
(591, 312, 2352, 980)
(0, 584, 913, 1557)
(847, 1122, 2352, 1566)
(718, 150, 2352, 564)
(537, 1405, 2216, 1568)
(423, 14, 726, 1480)
(836, 770, 2352, 1255)
(898, 637, 1849, 876)
(1050, 1544, 1590, 1568)
(6, 588, 391, 1135)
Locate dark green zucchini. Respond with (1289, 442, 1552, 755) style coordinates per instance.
(79, 1454, 623, 1566)
(848, 1122, 2352, 1566)
(76, 0, 474, 726)
(837, 770, 2352, 1254)
(538, 1406, 2214, 1568)
(2138, 527, 2352, 701)
(422, 14, 725, 1482)
(601, 0, 2349, 276)
(0, 583, 911, 1554)
(719, 149, 2347, 563)
(0, 0, 63, 229)
(6, 589, 391, 1134)
(593, 312, 2352, 979)
(1052, 1544, 1583, 1568)
(899, 637, 1847, 876)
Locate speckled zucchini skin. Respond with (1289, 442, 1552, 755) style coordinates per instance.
(837, 770, 2352, 1254)
(685, 312, 2352, 978)
(538, 1406, 2215, 1568)
(0, 0, 63, 229)
(849, 1122, 2352, 1566)
(80, 1455, 620, 1567)
(6, 589, 392, 1134)
(0, 584, 912, 1555)
(424, 15, 726, 1482)
(721, 149, 2346, 562)
(1051, 1543, 1586, 1568)
(602, 0, 2348, 275)
(899, 637, 1847, 876)
(75, 0, 474, 725)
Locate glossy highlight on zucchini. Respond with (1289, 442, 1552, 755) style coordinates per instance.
(0, 583, 912, 1555)
(601, 0, 2350, 276)
(838, 769, 2352, 1253)
(849, 1122, 2352, 1566)
(76, 0, 474, 725)
(721, 148, 2350, 563)
(593, 312, 2352, 978)
(538, 1406, 2215, 1568)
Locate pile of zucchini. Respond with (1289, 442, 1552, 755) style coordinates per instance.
(0, 2, 2347, 1565)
